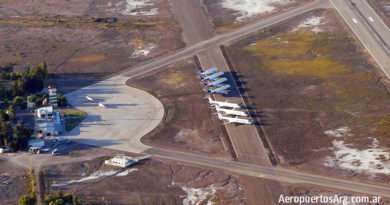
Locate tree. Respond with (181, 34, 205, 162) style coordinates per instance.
(18, 194, 35, 205)
(13, 96, 24, 107)
(6, 105, 15, 120)
(57, 93, 67, 107)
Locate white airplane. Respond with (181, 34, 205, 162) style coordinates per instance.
(98, 103, 106, 108)
(207, 84, 230, 95)
(197, 67, 218, 76)
(201, 71, 224, 81)
(85, 95, 94, 102)
(205, 77, 228, 87)
(207, 97, 242, 109)
(215, 106, 248, 117)
(217, 113, 255, 125)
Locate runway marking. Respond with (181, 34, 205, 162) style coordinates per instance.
(352, 18, 358, 24)
(368, 17, 374, 22)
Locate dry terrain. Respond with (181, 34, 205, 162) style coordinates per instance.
(225, 9, 390, 183)
(0, 0, 184, 93)
(41, 155, 246, 205)
(202, 0, 312, 33)
(0, 156, 29, 204)
(127, 60, 232, 156)
(284, 184, 389, 205)
(368, 0, 390, 27)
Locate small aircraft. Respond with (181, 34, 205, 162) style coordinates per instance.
(205, 77, 228, 87)
(217, 113, 255, 125)
(85, 95, 94, 102)
(207, 84, 230, 95)
(215, 106, 248, 117)
(197, 67, 218, 76)
(207, 97, 243, 109)
(201, 71, 224, 81)
(98, 103, 106, 108)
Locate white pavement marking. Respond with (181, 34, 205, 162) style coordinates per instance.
(330, 0, 390, 79)
(65, 75, 164, 153)
(363, 0, 390, 32)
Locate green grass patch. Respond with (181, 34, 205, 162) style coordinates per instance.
(244, 31, 351, 78)
(63, 110, 87, 131)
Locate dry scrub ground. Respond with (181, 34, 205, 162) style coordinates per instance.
(225, 9, 390, 183)
(0, 157, 29, 204)
(41, 156, 245, 205)
(0, 0, 184, 93)
(127, 60, 230, 156)
(202, 0, 312, 33)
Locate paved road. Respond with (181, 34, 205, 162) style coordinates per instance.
(330, 0, 390, 77)
(170, 0, 272, 166)
(119, 0, 328, 79)
(61, 0, 390, 198)
(197, 48, 272, 166)
(146, 147, 390, 197)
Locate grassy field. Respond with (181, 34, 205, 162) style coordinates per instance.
(62, 109, 86, 131)
(244, 32, 350, 78)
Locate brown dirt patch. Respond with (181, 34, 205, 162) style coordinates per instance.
(41, 157, 246, 205)
(127, 60, 231, 156)
(0, 157, 29, 204)
(202, 0, 313, 33)
(0, 0, 184, 93)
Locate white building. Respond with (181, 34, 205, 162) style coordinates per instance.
(35, 106, 62, 137)
(36, 106, 54, 119)
(104, 155, 138, 168)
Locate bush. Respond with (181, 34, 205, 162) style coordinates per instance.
(57, 93, 67, 107)
(13, 96, 24, 107)
(18, 194, 35, 205)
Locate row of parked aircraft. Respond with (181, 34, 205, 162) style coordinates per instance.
(198, 67, 255, 125)
(198, 67, 231, 96)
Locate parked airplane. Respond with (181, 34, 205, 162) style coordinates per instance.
(205, 77, 228, 87)
(85, 95, 94, 102)
(207, 97, 243, 109)
(201, 71, 224, 81)
(197, 67, 218, 76)
(215, 106, 248, 117)
(98, 103, 106, 108)
(207, 84, 230, 95)
(217, 113, 255, 125)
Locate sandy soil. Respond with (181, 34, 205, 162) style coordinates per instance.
(127, 60, 232, 157)
(0, 157, 29, 205)
(224, 9, 390, 183)
(0, 0, 184, 93)
(202, 0, 312, 33)
(368, 0, 390, 27)
(41, 156, 246, 205)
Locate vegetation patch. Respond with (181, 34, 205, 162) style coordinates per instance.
(164, 73, 184, 85)
(244, 31, 351, 78)
(18, 170, 36, 205)
(69, 54, 106, 63)
(63, 109, 87, 131)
